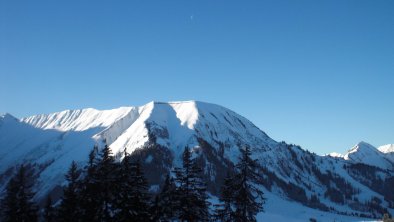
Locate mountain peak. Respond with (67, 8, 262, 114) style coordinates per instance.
(346, 141, 376, 154)
(378, 144, 394, 154)
(344, 141, 393, 169)
(0, 113, 18, 123)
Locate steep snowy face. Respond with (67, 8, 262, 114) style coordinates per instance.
(327, 152, 344, 158)
(344, 142, 393, 169)
(0, 101, 278, 198)
(379, 144, 394, 153)
(22, 107, 134, 132)
(2, 101, 394, 219)
(378, 144, 394, 163)
(108, 101, 277, 161)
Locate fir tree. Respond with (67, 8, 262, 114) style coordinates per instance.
(79, 146, 101, 221)
(114, 148, 135, 221)
(173, 147, 210, 221)
(43, 195, 55, 222)
(232, 146, 265, 222)
(95, 145, 118, 221)
(128, 160, 151, 221)
(114, 149, 151, 221)
(214, 171, 235, 222)
(1, 173, 19, 221)
(58, 161, 81, 221)
(153, 174, 178, 221)
(0, 165, 38, 222)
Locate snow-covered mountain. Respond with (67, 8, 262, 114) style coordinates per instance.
(1, 101, 393, 221)
(343, 141, 394, 170)
(379, 144, 394, 163)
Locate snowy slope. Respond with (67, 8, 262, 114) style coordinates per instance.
(328, 152, 344, 158)
(1, 101, 393, 221)
(343, 142, 393, 169)
(1, 101, 277, 195)
(378, 144, 394, 163)
(22, 106, 134, 132)
(20, 101, 277, 163)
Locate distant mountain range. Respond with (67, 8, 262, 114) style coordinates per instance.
(1, 101, 393, 221)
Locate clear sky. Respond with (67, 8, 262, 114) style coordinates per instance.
(1, 0, 393, 155)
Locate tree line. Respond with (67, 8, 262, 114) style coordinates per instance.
(0, 145, 265, 222)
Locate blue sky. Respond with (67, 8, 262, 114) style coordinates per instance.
(1, 0, 393, 154)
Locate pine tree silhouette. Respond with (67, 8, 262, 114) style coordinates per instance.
(214, 171, 235, 222)
(58, 161, 81, 221)
(95, 145, 118, 221)
(128, 160, 151, 221)
(79, 146, 101, 221)
(0, 165, 38, 222)
(115, 148, 151, 221)
(43, 195, 55, 222)
(153, 174, 178, 221)
(173, 147, 210, 221)
(232, 146, 265, 222)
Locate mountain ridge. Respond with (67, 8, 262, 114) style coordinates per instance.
(1, 101, 393, 220)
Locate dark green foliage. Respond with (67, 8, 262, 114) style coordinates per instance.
(214, 172, 235, 222)
(215, 146, 265, 222)
(312, 165, 358, 203)
(152, 174, 178, 221)
(72, 146, 152, 222)
(114, 149, 151, 222)
(43, 195, 55, 222)
(232, 146, 265, 222)
(78, 146, 101, 221)
(286, 182, 308, 203)
(0, 165, 38, 222)
(114, 149, 136, 221)
(384, 177, 394, 202)
(0, 176, 19, 221)
(366, 196, 389, 217)
(95, 145, 118, 221)
(308, 194, 329, 211)
(173, 147, 210, 221)
(77, 145, 120, 221)
(324, 187, 344, 204)
(58, 161, 81, 221)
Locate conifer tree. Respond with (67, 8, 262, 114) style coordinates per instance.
(43, 195, 55, 222)
(173, 147, 210, 221)
(114, 148, 150, 221)
(0, 165, 38, 222)
(1, 173, 19, 221)
(95, 145, 118, 221)
(58, 161, 81, 221)
(232, 146, 265, 222)
(128, 160, 151, 221)
(79, 146, 101, 221)
(214, 171, 235, 222)
(153, 174, 178, 221)
(114, 148, 135, 221)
